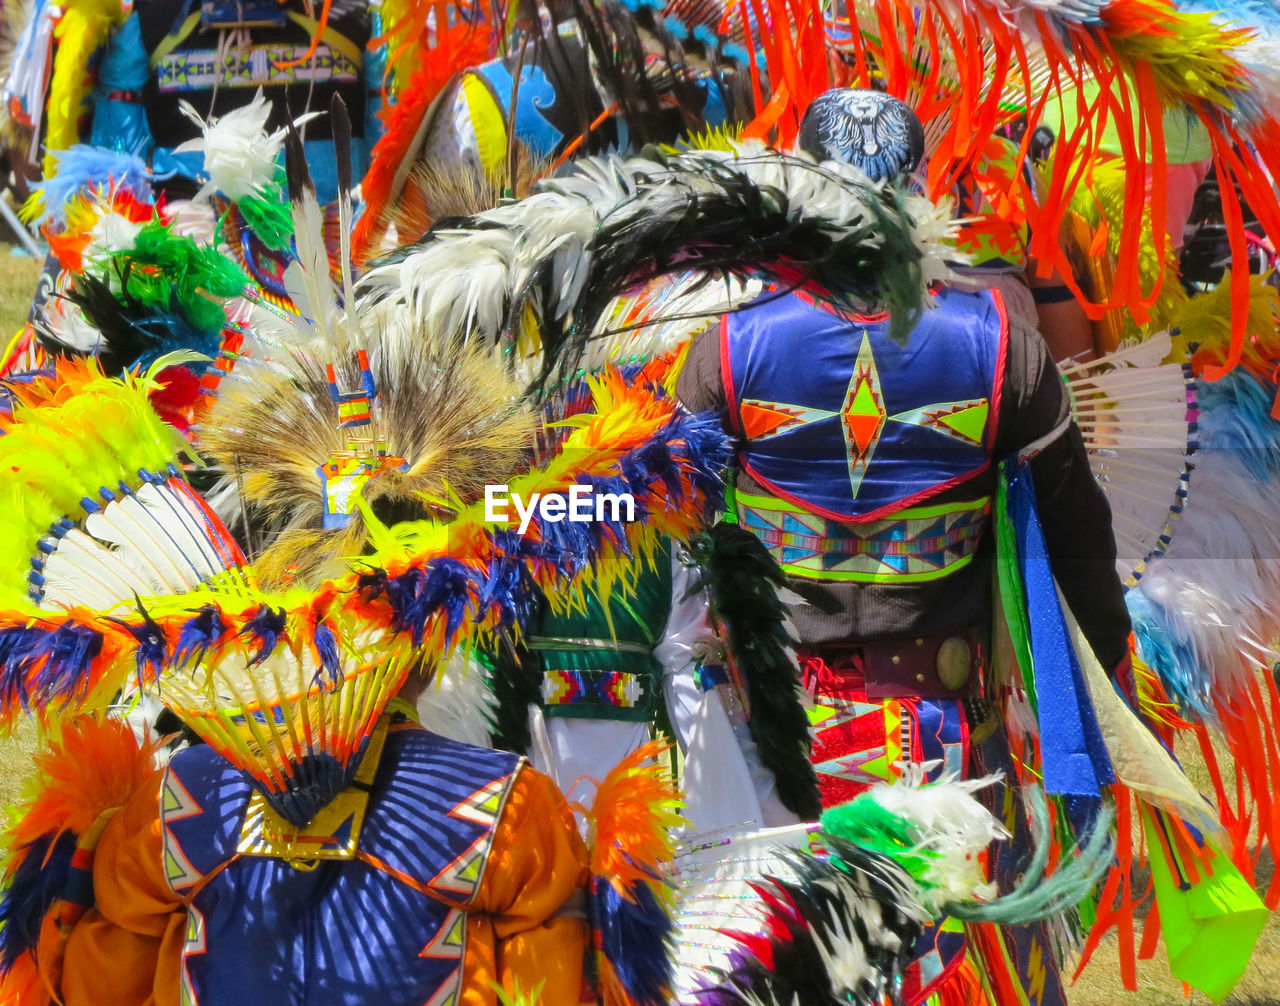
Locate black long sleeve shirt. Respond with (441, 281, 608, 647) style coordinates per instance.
(676, 299, 1133, 673)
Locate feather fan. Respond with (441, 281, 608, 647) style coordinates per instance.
(0, 358, 241, 615)
(586, 271, 762, 374)
(201, 311, 532, 589)
(690, 842, 927, 1006)
(1124, 360, 1280, 906)
(1058, 332, 1198, 587)
(388, 139, 547, 246)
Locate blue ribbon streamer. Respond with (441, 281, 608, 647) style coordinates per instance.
(1006, 459, 1115, 798)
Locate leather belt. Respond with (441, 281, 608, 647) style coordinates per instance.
(801, 627, 986, 701)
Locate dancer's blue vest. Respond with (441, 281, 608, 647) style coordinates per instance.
(722, 287, 1008, 522)
(160, 725, 520, 1006)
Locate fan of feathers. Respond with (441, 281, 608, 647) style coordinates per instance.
(389, 142, 547, 245)
(200, 313, 533, 590)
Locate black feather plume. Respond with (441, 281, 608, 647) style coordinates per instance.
(50, 270, 218, 373)
(360, 146, 949, 398)
(283, 102, 314, 204)
(330, 93, 352, 200)
(693, 839, 927, 1006)
(688, 522, 822, 820)
(482, 629, 540, 753)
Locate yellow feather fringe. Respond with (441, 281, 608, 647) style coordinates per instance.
(42, 0, 126, 177)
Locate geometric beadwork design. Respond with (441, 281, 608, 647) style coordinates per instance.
(156, 45, 360, 93)
(418, 909, 466, 1006)
(809, 695, 905, 787)
(422, 978, 462, 1006)
(842, 332, 888, 497)
(738, 399, 832, 440)
(888, 398, 990, 446)
(736, 331, 990, 499)
(180, 906, 207, 1006)
(738, 491, 991, 582)
(416, 773, 514, 1006)
(420, 909, 466, 961)
(541, 668, 649, 710)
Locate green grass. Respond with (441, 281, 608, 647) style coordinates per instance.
(0, 246, 39, 340)
(0, 245, 1274, 1000)
(0, 247, 43, 804)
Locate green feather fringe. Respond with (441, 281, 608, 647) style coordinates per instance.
(237, 183, 295, 252)
(104, 219, 248, 333)
(819, 796, 941, 884)
(481, 631, 539, 754)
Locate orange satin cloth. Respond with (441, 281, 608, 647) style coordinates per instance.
(54, 749, 589, 1006)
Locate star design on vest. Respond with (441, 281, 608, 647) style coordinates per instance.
(841, 333, 887, 493)
(738, 331, 991, 499)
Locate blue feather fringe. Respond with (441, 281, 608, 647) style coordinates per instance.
(312, 621, 341, 685)
(239, 606, 288, 666)
(591, 875, 674, 1006)
(1196, 369, 1280, 484)
(1126, 590, 1213, 719)
(107, 603, 168, 687)
(173, 606, 228, 668)
(0, 832, 75, 970)
(33, 145, 153, 227)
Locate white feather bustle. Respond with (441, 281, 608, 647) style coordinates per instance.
(414, 647, 499, 748)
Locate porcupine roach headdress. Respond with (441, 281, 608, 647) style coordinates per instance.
(201, 104, 533, 589)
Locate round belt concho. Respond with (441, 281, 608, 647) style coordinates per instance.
(936, 636, 973, 690)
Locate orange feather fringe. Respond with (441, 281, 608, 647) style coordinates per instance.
(4, 717, 160, 856)
(587, 739, 685, 895)
(739, 0, 1280, 383)
(354, 22, 496, 264)
(0, 949, 51, 1006)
